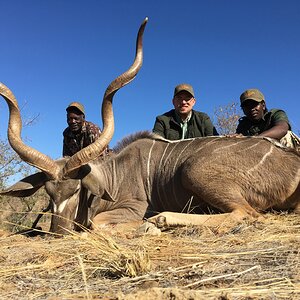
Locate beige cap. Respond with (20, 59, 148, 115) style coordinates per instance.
(66, 102, 85, 115)
(174, 83, 195, 98)
(240, 89, 265, 104)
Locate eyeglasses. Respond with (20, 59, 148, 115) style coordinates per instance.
(174, 96, 194, 103)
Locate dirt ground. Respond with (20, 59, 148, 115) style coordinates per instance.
(0, 211, 299, 299)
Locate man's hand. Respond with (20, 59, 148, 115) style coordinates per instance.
(225, 133, 244, 138)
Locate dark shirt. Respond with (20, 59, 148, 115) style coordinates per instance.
(153, 109, 218, 140)
(236, 109, 291, 136)
(63, 121, 101, 156)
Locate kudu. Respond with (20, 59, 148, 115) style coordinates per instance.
(1, 18, 300, 235)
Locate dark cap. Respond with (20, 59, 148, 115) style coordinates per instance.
(240, 89, 265, 104)
(174, 83, 195, 98)
(66, 102, 85, 115)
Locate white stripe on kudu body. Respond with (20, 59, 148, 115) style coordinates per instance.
(248, 145, 273, 174)
(194, 137, 220, 153)
(155, 142, 170, 207)
(170, 139, 196, 205)
(145, 140, 156, 201)
(159, 142, 183, 208)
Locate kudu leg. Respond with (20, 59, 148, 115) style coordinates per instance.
(146, 188, 262, 232)
(147, 209, 261, 234)
(90, 207, 145, 230)
(147, 211, 234, 228)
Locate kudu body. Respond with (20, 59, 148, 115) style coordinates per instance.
(1, 18, 299, 234)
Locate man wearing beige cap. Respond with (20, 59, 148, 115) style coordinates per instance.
(236, 88, 299, 148)
(153, 83, 217, 140)
(63, 102, 102, 156)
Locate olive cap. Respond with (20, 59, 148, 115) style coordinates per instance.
(174, 83, 195, 98)
(240, 89, 265, 104)
(66, 102, 85, 115)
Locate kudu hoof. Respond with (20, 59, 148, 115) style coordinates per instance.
(135, 221, 161, 236)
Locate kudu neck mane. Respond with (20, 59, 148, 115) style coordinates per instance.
(112, 131, 161, 154)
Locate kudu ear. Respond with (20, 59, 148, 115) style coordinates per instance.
(0, 172, 48, 197)
(79, 164, 115, 201)
(102, 189, 115, 202)
(83, 182, 115, 202)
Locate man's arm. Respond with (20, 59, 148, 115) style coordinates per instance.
(258, 110, 290, 140)
(258, 121, 289, 140)
(153, 118, 166, 138)
(63, 138, 72, 157)
(236, 122, 243, 134)
(203, 115, 218, 136)
(87, 122, 101, 143)
(86, 122, 110, 153)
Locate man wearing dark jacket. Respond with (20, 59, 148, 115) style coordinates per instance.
(63, 102, 102, 156)
(153, 83, 217, 140)
(236, 89, 290, 139)
(236, 88, 300, 149)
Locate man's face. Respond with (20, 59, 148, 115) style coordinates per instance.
(67, 112, 85, 132)
(241, 100, 265, 122)
(172, 91, 195, 117)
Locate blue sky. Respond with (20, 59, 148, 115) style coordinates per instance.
(0, 0, 299, 160)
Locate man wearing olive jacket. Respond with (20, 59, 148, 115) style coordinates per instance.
(153, 83, 218, 140)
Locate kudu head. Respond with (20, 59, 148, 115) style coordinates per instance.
(0, 17, 148, 234)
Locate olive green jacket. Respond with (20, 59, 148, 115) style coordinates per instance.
(153, 109, 218, 140)
(236, 109, 291, 136)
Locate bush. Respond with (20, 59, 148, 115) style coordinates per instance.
(214, 102, 242, 135)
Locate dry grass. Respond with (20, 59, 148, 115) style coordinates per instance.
(0, 212, 299, 299)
